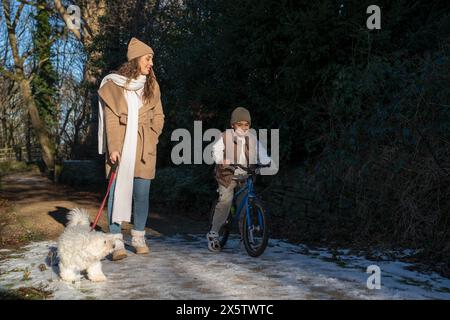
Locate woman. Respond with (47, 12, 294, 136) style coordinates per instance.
(97, 37, 164, 261)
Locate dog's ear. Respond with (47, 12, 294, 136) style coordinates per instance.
(84, 235, 107, 258)
(99, 234, 115, 250)
(93, 235, 108, 249)
(93, 235, 113, 258)
(105, 234, 116, 245)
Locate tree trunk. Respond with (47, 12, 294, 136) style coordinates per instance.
(19, 79, 55, 172)
(26, 116, 32, 163)
(80, 0, 105, 155)
(1, 115, 7, 148)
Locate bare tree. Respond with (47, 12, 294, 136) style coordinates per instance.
(54, 0, 105, 152)
(0, 0, 60, 173)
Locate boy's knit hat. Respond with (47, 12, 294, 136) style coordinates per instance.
(230, 107, 251, 126)
(127, 37, 154, 61)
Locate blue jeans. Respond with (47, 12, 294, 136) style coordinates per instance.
(107, 177, 151, 234)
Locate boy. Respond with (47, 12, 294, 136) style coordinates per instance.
(207, 107, 273, 252)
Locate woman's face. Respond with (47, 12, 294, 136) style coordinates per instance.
(138, 54, 153, 75)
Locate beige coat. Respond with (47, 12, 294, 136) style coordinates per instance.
(98, 80, 164, 179)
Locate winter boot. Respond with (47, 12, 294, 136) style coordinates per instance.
(112, 233, 127, 261)
(206, 231, 221, 252)
(131, 229, 150, 254)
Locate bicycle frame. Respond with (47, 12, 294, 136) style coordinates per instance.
(231, 176, 258, 229)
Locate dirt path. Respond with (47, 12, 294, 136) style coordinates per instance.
(0, 172, 208, 247)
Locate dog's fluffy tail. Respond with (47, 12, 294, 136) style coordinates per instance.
(67, 208, 90, 227)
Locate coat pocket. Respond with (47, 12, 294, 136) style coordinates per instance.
(119, 113, 128, 125)
(147, 109, 155, 125)
(148, 143, 156, 156)
(147, 129, 158, 156)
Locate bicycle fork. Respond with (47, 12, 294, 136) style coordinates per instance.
(245, 197, 257, 245)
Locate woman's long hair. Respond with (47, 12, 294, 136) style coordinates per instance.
(114, 58, 156, 104)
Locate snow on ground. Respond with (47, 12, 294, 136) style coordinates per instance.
(1, 234, 449, 300)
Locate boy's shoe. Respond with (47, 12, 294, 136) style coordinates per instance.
(112, 234, 127, 261)
(131, 229, 150, 254)
(206, 231, 221, 252)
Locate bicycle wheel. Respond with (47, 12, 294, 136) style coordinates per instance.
(208, 200, 232, 248)
(242, 199, 269, 257)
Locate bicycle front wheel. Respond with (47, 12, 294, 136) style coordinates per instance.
(242, 200, 269, 257)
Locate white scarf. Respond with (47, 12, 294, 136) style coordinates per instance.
(98, 73, 146, 224)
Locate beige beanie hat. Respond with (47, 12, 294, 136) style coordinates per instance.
(127, 37, 154, 61)
(230, 107, 251, 126)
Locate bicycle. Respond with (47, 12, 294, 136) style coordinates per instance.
(209, 164, 270, 257)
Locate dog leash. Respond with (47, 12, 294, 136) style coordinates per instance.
(91, 161, 118, 231)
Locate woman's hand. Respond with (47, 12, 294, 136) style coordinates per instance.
(109, 151, 121, 164)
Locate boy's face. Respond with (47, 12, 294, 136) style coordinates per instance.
(232, 121, 250, 133)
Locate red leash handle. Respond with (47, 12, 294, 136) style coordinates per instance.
(91, 163, 118, 231)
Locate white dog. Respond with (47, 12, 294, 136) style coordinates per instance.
(58, 208, 115, 282)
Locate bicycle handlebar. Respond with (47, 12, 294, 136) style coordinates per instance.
(221, 163, 271, 174)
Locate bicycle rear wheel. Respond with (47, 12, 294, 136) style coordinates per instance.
(242, 200, 269, 257)
(209, 200, 231, 248)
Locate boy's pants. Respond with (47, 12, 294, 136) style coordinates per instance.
(211, 180, 246, 234)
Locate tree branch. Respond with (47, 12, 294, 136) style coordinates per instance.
(2, 0, 24, 74)
(22, 28, 66, 62)
(12, 2, 25, 29)
(28, 57, 50, 82)
(0, 65, 20, 82)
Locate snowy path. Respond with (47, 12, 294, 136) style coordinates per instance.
(1, 234, 450, 300)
